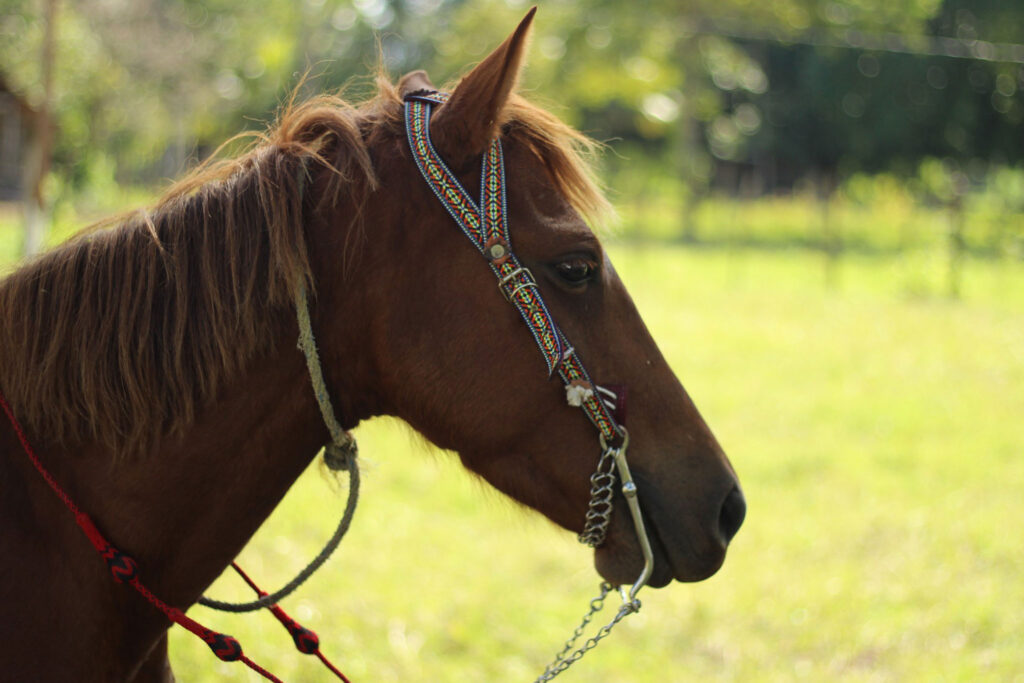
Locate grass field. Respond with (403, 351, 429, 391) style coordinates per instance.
(2, 211, 1022, 680)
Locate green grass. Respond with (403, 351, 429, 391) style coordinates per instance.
(2, 209, 1022, 680)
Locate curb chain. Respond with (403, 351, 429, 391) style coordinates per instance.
(533, 582, 642, 682)
(577, 448, 618, 547)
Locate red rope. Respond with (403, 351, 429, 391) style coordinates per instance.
(0, 392, 80, 514)
(316, 649, 354, 681)
(240, 655, 287, 682)
(0, 391, 284, 682)
(230, 562, 352, 683)
(230, 562, 266, 595)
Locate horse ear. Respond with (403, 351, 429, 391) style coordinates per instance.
(430, 7, 536, 167)
(398, 70, 435, 98)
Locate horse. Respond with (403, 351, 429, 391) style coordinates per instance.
(0, 9, 743, 682)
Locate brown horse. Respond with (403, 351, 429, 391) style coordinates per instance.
(0, 10, 743, 682)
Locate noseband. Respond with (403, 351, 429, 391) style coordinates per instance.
(404, 92, 655, 680)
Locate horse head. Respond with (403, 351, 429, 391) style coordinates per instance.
(308, 9, 744, 589)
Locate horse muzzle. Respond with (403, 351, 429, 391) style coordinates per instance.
(593, 468, 745, 587)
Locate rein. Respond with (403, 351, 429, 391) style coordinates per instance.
(0, 392, 324, 682)
(0, 285, 356, 683)
(403, 91, 656, 681)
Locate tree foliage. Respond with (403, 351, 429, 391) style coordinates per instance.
(0, 0, 1020, 199)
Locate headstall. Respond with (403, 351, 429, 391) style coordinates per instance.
(404, 91, 655, 680)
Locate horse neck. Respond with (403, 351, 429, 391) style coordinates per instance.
(55, 326, 332, 608)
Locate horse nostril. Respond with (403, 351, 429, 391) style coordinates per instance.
(718, 485, 746, 544)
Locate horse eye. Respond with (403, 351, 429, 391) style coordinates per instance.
(555, 258, 595, 285)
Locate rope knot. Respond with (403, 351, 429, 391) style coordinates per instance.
(324, 436, 357, 472)
(203, 630, 243, 662)
(101, 546, 140, 584)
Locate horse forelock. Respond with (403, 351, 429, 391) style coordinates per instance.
(501, 93, 613, 228)
(0, 74, 610, 459)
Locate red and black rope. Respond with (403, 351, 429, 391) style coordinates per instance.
(0, 390, 349, 682)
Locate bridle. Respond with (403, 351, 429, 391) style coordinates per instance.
(0, 93, 657, 683)
(403, 91, 655, 680)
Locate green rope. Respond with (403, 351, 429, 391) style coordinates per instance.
(197, 284, 359, 613)
(295, 285, 351, 452)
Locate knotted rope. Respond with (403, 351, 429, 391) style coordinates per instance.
(294, 285, 356, 455)
(198, 284, 360, 612)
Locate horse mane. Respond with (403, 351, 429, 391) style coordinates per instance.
(501, 93, 611, 226)
(0, 75, 609, 458)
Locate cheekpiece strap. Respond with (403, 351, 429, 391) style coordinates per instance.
(403, 90, 448, 105)
(403, 93, 622, 443)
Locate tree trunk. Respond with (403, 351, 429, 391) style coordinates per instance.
(22, 0, 57, 257)
(947, 196, 965, 299)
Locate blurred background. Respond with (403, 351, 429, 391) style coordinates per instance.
(1, 0, 1021, 681)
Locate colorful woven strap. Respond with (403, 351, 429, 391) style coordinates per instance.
(403, 93, 622, 445)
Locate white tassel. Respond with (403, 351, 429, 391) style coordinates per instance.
(565, 384, 594, 407)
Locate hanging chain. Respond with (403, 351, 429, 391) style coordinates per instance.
(533, 582, 642, 683)
(577, 447, 618, 547)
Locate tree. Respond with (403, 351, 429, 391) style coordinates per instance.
(20, 0, 55, 256)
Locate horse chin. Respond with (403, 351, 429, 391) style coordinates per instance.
(593, 499, 727, 588)
(593, 533, 674, 589)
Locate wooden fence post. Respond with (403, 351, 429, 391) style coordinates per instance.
(819, 171, 841, 289)
(947, 193, 966, 299)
